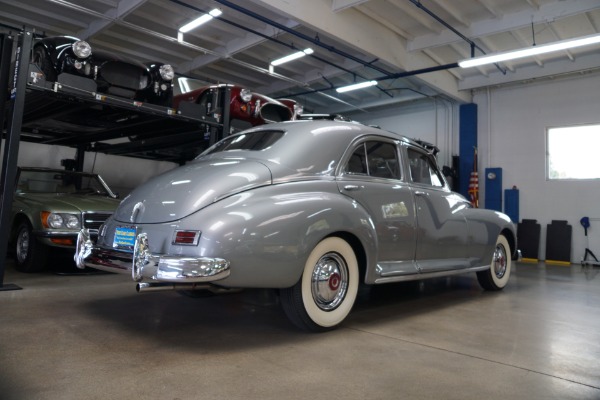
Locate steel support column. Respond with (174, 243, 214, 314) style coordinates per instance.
(0, 30, 34, 290)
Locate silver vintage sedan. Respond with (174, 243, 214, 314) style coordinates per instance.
(75, 120, 518, 331)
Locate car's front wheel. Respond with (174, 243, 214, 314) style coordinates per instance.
(280, 237, 359, 332)
(32, 46, 56, 82)
(14, 221, 47, 273)
(477, 234, 512, 291)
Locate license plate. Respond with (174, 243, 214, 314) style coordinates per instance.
(113, 226, 137, 250)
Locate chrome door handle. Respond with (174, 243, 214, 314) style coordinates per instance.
(414, 191, 429, 196)
(344, 185, 361, 191)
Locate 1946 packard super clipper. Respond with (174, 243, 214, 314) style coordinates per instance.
(75, 120, 518, 331)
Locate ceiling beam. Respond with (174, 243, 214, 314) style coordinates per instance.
(258, 56, 364, 94)
(427, 0, 470, 27)
(409, 0, 600, 51)
(547, 24, 574, 62)
(357, 5, 412, 40)
(0, 0, 88, 31)
(179, 19, 300, 74)
(76, 0, 148, 39)
(332, 0, 370, 12)
(388, 0, 439, 32)
(250, 0, 470, 103)
(100, 30, 194, 61)
(422, 49, 462, 80)
(0, 10, 74, 34)
(510, 29, 543, 67)
(474, 0, 503, 19)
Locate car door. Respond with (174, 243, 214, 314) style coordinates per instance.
(405, 145, 470, 272)
(337, 138, 419, 277)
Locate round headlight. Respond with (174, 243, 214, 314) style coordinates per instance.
(47, 213, 64, 229)
(159, 64, 175, 81)
(239, 88, 252, 103)
(72, 40, 92, 59)
(65, 215, 80, 229)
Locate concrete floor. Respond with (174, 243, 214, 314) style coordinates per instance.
(0, 258, 599, 400)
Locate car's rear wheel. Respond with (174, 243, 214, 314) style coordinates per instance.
(280, 237, 359, 332)
(14, 221, 47, 273)
(477, 234, 511, 291)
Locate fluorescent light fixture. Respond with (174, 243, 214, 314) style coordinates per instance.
(336, 80, 378, 93)
(459, 32, 600, 68)
(270, 48, 314, 66)
(179, 8, 222, 33)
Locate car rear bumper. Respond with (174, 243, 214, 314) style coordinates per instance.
(74, 229, 230, 283)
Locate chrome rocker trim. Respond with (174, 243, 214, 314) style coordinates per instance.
(75, 229, 231, 284)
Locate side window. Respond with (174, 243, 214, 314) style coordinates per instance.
(345, 144, 368, 175)
(407, 148, 444, 187)
(344, 141, 400, 180)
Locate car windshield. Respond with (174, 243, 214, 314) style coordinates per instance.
(202, 130, 284, 156)
(16, 170, 111, 196)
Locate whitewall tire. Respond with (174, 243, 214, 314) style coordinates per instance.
(281, 237, 359, 332)
(477, 234, 511, 291)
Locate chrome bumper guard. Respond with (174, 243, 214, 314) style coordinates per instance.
(75, 229, 230, 283)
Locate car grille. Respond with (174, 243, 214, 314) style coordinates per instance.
(82, 212, 113, 232)
(101, 62, 149, 91)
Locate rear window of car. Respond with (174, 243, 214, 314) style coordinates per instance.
(203, 130, 284, 155)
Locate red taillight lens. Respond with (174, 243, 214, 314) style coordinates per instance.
(50, 238, 75, 246)
(172, 230, 200, 246)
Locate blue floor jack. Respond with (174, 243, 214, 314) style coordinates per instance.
(581, 217, 600, 267)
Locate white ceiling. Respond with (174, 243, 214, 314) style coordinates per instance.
(1, 0, 599, 114)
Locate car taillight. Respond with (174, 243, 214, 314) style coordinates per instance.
(50, 238, 75, 246)
(172, 230, 200, 246)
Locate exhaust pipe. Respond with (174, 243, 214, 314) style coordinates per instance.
(136, 282, 242, 294)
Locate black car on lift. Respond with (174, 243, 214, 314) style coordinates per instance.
(32, 35, 174, 107)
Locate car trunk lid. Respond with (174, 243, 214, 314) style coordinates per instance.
(113, 159, 272, 224)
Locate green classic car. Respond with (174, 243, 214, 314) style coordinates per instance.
(10, 167, 120, 272)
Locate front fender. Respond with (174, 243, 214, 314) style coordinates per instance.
(463, 208, 517, 265)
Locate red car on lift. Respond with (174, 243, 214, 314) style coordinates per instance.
(173, 84, 299, 132)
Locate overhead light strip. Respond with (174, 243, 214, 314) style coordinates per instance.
(336, 80, 378, 93)
(179, 8, 222, 33)
(459, 33, 600, 68)
(270, 48, 314, 66)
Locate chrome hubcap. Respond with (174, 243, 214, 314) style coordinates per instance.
(493, 243, 507, 279)
(311, 252, 349, 311)
(16, 229, 30, 263)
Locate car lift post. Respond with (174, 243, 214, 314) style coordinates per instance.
(0, 30, 33, 291)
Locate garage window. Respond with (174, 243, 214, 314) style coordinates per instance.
(547, 124, 600, 180)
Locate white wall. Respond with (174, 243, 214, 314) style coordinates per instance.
(475, 71, 600, 263)
(0, 141, 177, 196)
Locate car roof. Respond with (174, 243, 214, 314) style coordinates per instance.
(244, 119, 423, 148)
(200, 120, 430, 179)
